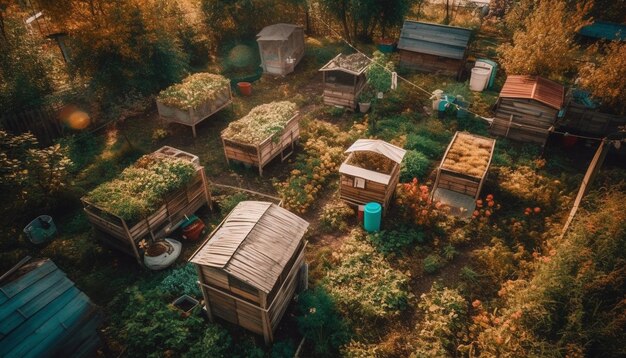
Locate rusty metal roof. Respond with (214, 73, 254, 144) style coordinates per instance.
(499, 75, 565, 110)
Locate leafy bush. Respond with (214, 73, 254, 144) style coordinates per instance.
(423, 254, 445, 274)
(400, 150, 431, 182)
(323, 230, 411, 322)
(297, 287, 350, 357)
(184, 325, 232, 358)
(395, 179, 444, 227)
(270, 340, 296, 358)
(0, 131, 72, 214)
(497, 165, 566, 210)
(412, 285, 468, 357)
(404, 134, 445, 159)
(58, 132, 104, 173)
(219, 192, 248, 214)
(320, 199, 354, 233)
(158, 264, 201, 298)
(368, 226, 425, 255)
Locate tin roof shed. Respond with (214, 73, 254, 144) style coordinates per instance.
(0, 259, 102, 358)
(499, 75, 565, 110)
(398, 21, 472, 60)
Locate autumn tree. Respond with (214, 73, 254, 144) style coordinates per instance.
(0, 6, 55, 111)
(579, 42, 626, 114)
(497, 0, 592, 80)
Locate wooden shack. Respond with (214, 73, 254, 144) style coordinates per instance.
(397, 21, 472, 78)
(82, 146, 211, 266)
(190, 201, 309, 344)
(339, 139, 406, 213)
(491, 75, 565, 145)
(432, 132, 496, 216)
(0, 258, 102, 358)
(157, 73, 232, 137)
(319, 53, 370, 110)
(221, 101, 299, 176)
(257, 24, 305, 76)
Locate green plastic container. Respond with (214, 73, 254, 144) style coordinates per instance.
(364, 202, 382, 232)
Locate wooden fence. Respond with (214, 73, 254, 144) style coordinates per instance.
(1, 107, 63, 146)
(558, 102, 626, 136)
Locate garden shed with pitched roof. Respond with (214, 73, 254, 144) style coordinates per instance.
(257, 23, 305, 76)
(491, 75, 565, 145)
(189, 201, 309, 344)
(339, 139, 406, 213)
(319, 53, 370, 110)
(0, 258, 102, 358)
(397, 20, 472, 78)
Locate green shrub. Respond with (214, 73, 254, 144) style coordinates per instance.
(459, 266, 479, 285)
(412, 285, 468, 357)
(184, 325, 232, 358)
(323, 231, 411, 322)
(158, 264, 201, 298)
(423, 254, 444, 274)
(297, 287, 350, 357)
(400, 150, 431, 182)
(368, 227, 425, 255)
(456, 114, 489, 135)
(58, 132, 105, 173)
(405, 134, 445, 159)
(442, 244, 458, 260)
(219, 192, 248, 214)
(270, 340, 296, 358)
(319, 199, 354, 233)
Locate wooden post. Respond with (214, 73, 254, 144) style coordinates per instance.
(200, 168, 212, 211)
(260, 293, 273, 344)
(505, 114, 514, 137)
(121, 218, 142, 266)
(194, 265, 214, 322)
(258, 143, 263, 176)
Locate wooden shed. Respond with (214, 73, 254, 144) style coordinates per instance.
(320, 53, 370, 110)
(397, 21, 472, 78)
(491, 75, 565, 145)
(190, 201, 309, 344)
(82, 146, 211, 266)
(432, 132, 496, 217)
(0, 258, 102, 358)
(257, 24, 305, 76)
(339, 139, 406, 213)
(157, 73, 232, 137)
(221, 101, 299, 176)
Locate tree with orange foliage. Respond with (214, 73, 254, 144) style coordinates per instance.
(579, 41, 626, 114)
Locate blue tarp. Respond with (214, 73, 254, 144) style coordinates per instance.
(579, 21, 626, 41)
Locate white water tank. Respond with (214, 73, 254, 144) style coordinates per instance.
(469, 67, 490, 92)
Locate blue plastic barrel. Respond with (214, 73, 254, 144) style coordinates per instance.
(364, 202, 382, 232)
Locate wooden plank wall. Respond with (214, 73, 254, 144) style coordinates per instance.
(340, 164, 399, 212)
(436, 171, 480, 197)
(491, 98, 558, 144)
(558, 102, 626, 136)
(323, 75, 366, 110)
(398, 50, 462, 77)
(1, 106, 63, 146)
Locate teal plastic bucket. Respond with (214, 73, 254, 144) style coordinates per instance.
(363, 202, 382, 232)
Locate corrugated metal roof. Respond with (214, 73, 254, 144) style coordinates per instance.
(499, 75, 565, 110)
(345, 139, 406, 164)
(0, 259, 101, 358)
(397, 21, 472, 60)
(579, 21, 626, 41)
(190, 201, 309, 293)
(257, 23, 301, 41)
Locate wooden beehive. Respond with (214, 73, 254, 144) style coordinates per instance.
(432, 132, 495, 215)
(81, 147, 211, 265)
(339, 139, 406, 214)
(221, 112, 299, 176)
(190, 201, 309, 344)
(319, 53, 369, 110)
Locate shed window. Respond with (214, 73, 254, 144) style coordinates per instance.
(354, 177, 366, 189)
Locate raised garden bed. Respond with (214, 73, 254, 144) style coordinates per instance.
(81, 147, 211, 266)
(157, 73, 232, 137)
(221, 101, 299, 176)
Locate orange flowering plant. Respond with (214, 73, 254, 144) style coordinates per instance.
(395, 178, 445, 227)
